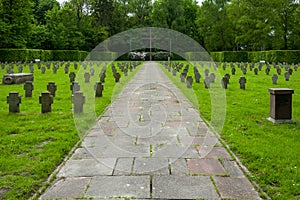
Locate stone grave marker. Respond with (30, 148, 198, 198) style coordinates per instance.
(195, 72, 201, 83)
(70, 82, 80, 94)
(99, 72, 106, 83)
(204, 76, 210, 89)
(209, 73, 215, 83)
(284, 72, 290, 81)
(124, 68, 128, 76)
(277, 68, 281, 75)
(172, 69, 177, 76)
(53, 66, 58, 74)
(64, 66, 69, 74)
(265, 68, 270, 75)
(39, 92, 53, 113)
(69, 72, 76, 82)
(222, 76, 229, 89)
(288, 68, 293, 75)
(84, 72, 90, 83)
(186, 76, 193, 88)
(222, 63, 226, 70)
(47, 82, 57, 97)
(114, 73, 121, 83)
(224, 74, 230, 84)
(72, 91, 85, 114)
(254, 68, 258, 75)
(18, 65, 23, 73)
(41, 66, 46, 74)
(74, 62, 78, 70)
(239, 76, 246, 90)
(204, 69, 209, 77)
(24, 81, 34, 97)
(95, 82, 104, 97)
(7, 92, 21, 113)
(90, 68, 95, 76)
(242, 68, 247, 75)
(180, 73, 186, 83)
(231, 67, 236, 75)
(272, 74, 278, 84)
(294, 65, 298, 71)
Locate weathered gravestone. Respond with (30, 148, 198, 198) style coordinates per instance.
(172, 69, 177, 76)
(265, 68, 270, 75)
(7, 92, 21, 113)
(39, 92, 53, 113)
(74, 62, 78, 70)
(268, 88, 294, 123)
(288, 68, 293, 75)
(242, 68, 247, 75)
(24, 81, 34, 97)
(231, 67, 236, 75)
(204, 76, 210, 89)
(47, 82, 57, 97)
(84, 72, 90, 83)
(277, 68, 281, 75)
(64, 66, 69, 74)
(95, 82, 104, 97)
(2, 73, 34, 85)
(69, 72, 76, 82)
(254, 68, 258, 75)
(222, 76, 229, 89)
(272, 74, 278, 84)
(224, 74, 230, 84)
(284, 72, 290, 81)
(204, 69, 209, 77)
(195, 72, 201, 83)
(90, 68, 95, 76)
(72, 92, 85, 114)
(70, 82, 80, 94)
(186, 76, 193, 88)
(114, 73, 121, 83)
(41, 66, 46, 74)
(180, 73, 186, 83)
(239, 76, 246, 90)
(99, 72, 106, 83)
(18, 65, 23, 73)
(53, 66, 58, 74)
(209, 73, 215, 83)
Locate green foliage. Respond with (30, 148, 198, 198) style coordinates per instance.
(0, 49, 30, 62)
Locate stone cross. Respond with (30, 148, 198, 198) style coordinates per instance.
(222, 76, 229, 89)
(39, 92, 53, 113)
(204, 69, 209, 77)
(90, 68, 95, 76)
(231, 67, 236, 75)
(95, 82, 104, 97)
(194, 72, 201, 83)
(284, 72, 290, 81)
(53, 66, 58, 74)
(277, 68, 281, 75)
(172, 69, 177, 76)
(47, 82, 57, 97)
(72, 92, 85, 114)
(84, 72, 90, 83)
(272, 74, 278, 84)
(186, 76, 193, 88)
(224, 74, 230, 84)
(204, 76, 210, 89)
(71, 82, 81, 94)
(24, 81, 34, 97)
(7, 92, 21, 113)
(209, 73, 215, 83)
(239, 76, 246, 90)
(99, 72, 106, 83)
(18, 65, 23, 73)
(41, 66, 46, 74)
(64, 66, 69, 74)
(265, 68, 270, 75)
(114, 73, 121, 83)
(254, 68, 258, 75)
(69, 72, 76, 82)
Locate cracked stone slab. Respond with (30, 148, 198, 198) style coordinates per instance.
(152, 176, 219, 199)
(113, 158, 134, 175)
(213, 176, 261, 199)
(40, 177, 90, 199)
(86, 176, 150, 199)
(58, 158, 116, 177)
(169, 159, 189, 175)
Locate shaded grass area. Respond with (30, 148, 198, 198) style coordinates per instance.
(160, 61, 300, 200)
(0, 62, 142, 199)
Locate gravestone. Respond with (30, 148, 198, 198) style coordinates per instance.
(254, 68, 258, 75)
(41, 66, 46, 74)
(180, 73, 186, 83)
(284, 72, 290, 81)
(95, 82, 104, 97)
(186, 76, 193, 88)
(209, 73, 215, 83)
(84, 72, 90, 83)
(114, 73, 121, 83)
(222, 76, 229, 89)
(268, 88, 294, 123)
(90, 68, 95, 76)
(288, 68, 293, 75)
(64, 66, 69, 74)
(47, 82, 57, 97)
(204, 76, 210, 89)
(74, 62, 78, 70)
(7, 92, 21, 113)
(39, 92, 53, 113)
(72, 92, 85, 114)
(53, 66, 58, 74)
(222, 63, 226, 71)
(18, 65, 23, 73)
(294, 65, 298, 71)
(70, 82, 80, 94)
(24, 81, 34, 97)
(277, 68, 281, 75)
(265, 68, 270, 75)
(172, 69, 177, 76)
(195, 72, 201, 83)
(224, 74, 230, 84)
(204, 69, 209, 77)
(242, 68, 247, 75)
(272, 74, 278, 84)
(2, 73, 34, 85)
(231, 67, 236, 75)
(99, 72, 106, 83)
(239, 76, 246, 90)
(69, 72, 76, 82)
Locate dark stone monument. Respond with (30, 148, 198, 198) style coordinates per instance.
(95, 82, 104, 97)
(180, 73, 186, 83)
(90, 68, 95, 76)
(242, 68, 247, 75)
(84, 72, 90, 83)
(209, 73, 215, 83)
(254, 68, 258, 75)
(239, 76, 246, 90)
(222, 76, 229, 89)
(114, 73, 121, 83)
(186, 76, 193, 88)
(99, 72, 106, 83)
(39, 92, 53, 113)
(2, 73, 34, 85)
(47, 82, 57, 97)
(265, 68, 270, 75)
(172, 69, 177, 76)
(72, 92, 85, 114)
(224, 74, 230, 84)
(195, 72, 201, 83)
(70, 82, 80, 94)
(288, 68, 293, 75)
(284, 72, 290, 81)
(204, 76, 210, 89)
(41, 66, 46, 74)
(24, 81, 34, 97)
(7, 92, 21, 113)
(53, 66, 58, 74)
(64, 66, 69, 74)
(231, 67, 236, 75)
(277, 68, 281, 75)
(268, 88, 294, 123)
(204, 69, 209, 77)
(69, 72, 76, 82)
(272, 74, 278, 84)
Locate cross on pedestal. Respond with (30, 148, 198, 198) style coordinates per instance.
(24, 81, 34, 97)
(39, 92, 53, 113)
(47, 82, 57, 97)
(142, 29, 160, 61)
(7, 92, 21, 113)
(72, 92, 85, 114)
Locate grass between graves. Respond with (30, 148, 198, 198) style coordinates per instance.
(160, 62, 300, 200)
(0, 62, 142, 199)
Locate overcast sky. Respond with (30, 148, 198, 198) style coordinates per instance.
(56, 0, 204, 6)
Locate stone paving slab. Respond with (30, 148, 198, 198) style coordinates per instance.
(187, 159, 227, 175)
(152, 176, 219, 199)
(86, 176, 150, 199)
(133, 158, 169, 175)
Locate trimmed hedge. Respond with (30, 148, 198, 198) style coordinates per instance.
(211, 50, 300, 64)
(0, 49, 89, 62)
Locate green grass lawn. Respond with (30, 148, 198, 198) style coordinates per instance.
(160, 61, 300, 200)
(0, 61, 141, 199)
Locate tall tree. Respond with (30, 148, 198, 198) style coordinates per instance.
(128, 0, 152, 27)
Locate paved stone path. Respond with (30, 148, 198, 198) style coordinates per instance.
(40, 62, 261, 199)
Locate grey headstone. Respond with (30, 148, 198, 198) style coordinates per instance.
(7, 92, 21, 113)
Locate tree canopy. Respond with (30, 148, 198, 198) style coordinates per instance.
(0, 0, 299, 52)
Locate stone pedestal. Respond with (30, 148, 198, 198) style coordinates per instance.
(268, 88, 295, 123)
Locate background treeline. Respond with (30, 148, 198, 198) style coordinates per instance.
(0, 0, 299, 52)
